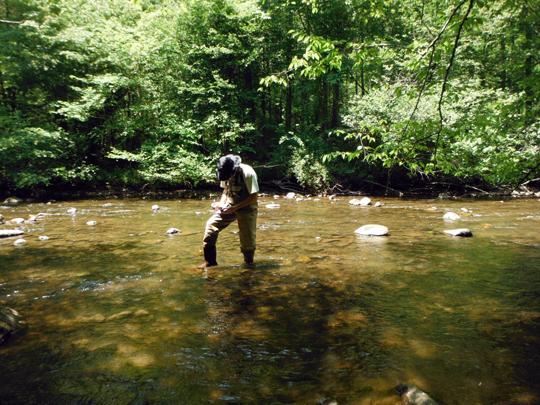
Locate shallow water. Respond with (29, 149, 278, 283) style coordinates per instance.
(1, 196, 539, 404)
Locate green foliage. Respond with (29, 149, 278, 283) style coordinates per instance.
(278, 131, 332, 191)
(0, 0, 538, 194)
(108, 142, 214, 187)
(339, 80, 540, 186)
(0, 111, 93, 189)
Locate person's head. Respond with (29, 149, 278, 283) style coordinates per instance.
(217, 154, 241, 181)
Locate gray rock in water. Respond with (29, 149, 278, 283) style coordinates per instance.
(396, 383, 438, 405)
(443, 212, 460, 221)
(38, 235, 50, 241)
(26, 213, 46, 223)
(285, 192, 296, 199)
(0, 229, 24, 238)
(166, 227, 180, 234)
(349, 197, 372, 206)
(265, 203, 281, 209)
(67, 207, 77, 216)
(355, 224, 389, 236)
(13, 238, 27, 246)
(9, 217, 25, 225)
(3, 197, 21, 206)
(0, 307, 22, 344)
(374, 201, 383, 207)
(86, 220, 97, 226)
(444, 228, 473, 237)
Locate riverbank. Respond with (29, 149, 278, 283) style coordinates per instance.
(2, 180, 539, 204)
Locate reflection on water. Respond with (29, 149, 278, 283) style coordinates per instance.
(1, 197, 539, 404)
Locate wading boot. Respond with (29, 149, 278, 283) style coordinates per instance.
(198, 245, 218, 268)
(242, 250, 255, 268)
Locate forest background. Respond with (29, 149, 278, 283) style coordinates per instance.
(0, 0, 538, 196)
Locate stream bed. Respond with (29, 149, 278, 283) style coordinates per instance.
(1, 196, 539, 404)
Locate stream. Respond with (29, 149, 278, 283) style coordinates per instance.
(1, 196, 539, 404)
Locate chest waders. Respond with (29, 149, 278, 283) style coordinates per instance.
(202, 169, 257, 267)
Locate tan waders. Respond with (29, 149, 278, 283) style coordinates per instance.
(202, 207, 258, 267)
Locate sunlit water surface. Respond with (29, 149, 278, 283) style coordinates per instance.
(1, 196, 539, 404)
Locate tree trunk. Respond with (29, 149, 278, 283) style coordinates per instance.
(360, 62, 365, 96)
(318, 78, 328, 129)
(0, 69, 7, 107)
(500, 34, 506, 90)
(285, 79, 292, 131)
(523, 8, 533, 118)
(331, 80, 340, 128)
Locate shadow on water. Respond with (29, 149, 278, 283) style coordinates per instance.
(200, 268, 388, 404)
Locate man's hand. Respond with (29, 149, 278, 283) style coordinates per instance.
(211, 201, 234, 214)
(220, 204, 236, 215)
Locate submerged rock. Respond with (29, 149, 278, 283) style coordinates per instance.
(0, 307, 22, 344)
(355, 224, 389, 236)
(0, 229, 24, 238)
(166, 227, 180, 234)
(317, 399, 338, 405)
(443, 212, 460, 221)
(265, 203, 281, 209)
(444, 228, 473, 237)
(86, 220, 97, 226)
(9, 218, 25, 225)
(38, 235, 50, 241)
(396, 383, 438, 405)
(106, 310, 132, 321)
(13, 238, 27, 246)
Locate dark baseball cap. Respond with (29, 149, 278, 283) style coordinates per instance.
(217, 154, 241, 181)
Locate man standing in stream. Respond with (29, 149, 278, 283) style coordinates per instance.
(200, 154, 259, 268)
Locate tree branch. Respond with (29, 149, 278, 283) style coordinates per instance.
(433, 0, 474, 160)
(405, 0, 468, 130)
(419, 0, 468, 59)
(0, 18, 22, 24)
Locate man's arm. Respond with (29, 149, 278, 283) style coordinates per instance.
(221, 193, 257, 214)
